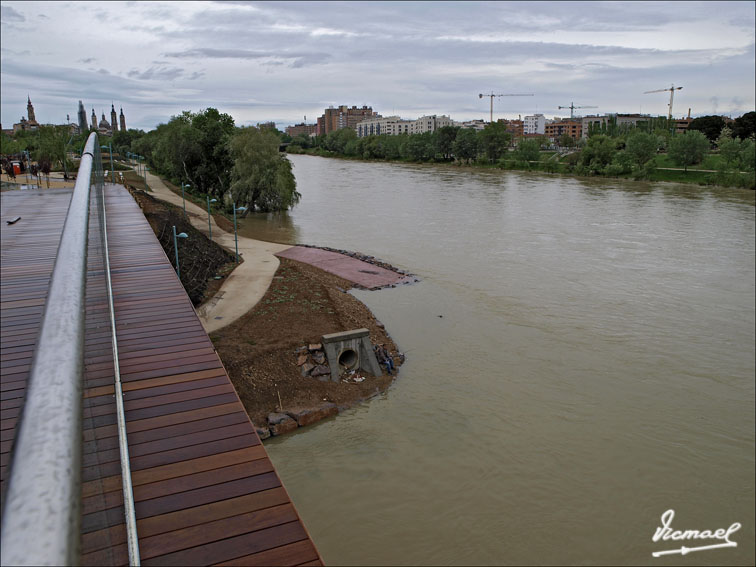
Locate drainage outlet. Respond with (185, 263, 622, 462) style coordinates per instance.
(338, 348, 359, 371)
(321, 328, 383, 382)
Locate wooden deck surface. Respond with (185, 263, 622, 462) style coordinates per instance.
(1, 186, 322, 566)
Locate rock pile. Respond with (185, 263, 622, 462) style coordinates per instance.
(258, 403, 340, 439)
(296, 343, 331, 380)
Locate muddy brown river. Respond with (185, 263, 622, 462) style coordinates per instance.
(236, 155, 755, 566)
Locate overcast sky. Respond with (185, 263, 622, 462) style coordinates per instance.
(1, 1, 754, 132)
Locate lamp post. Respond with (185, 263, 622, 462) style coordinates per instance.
(180, 183, 189, 217)
(233, 204, 247, 263)
(172, 226, 188, 279)
(206, 196, 217, 240)
(100, 144, 114, 183)
(143, 162, 149, 191)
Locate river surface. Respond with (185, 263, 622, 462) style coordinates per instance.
(238, 155, 755, 566)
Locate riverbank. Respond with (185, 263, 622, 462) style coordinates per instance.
(137, 171, 407, 437)
(208, 256, 404, 438)
(287, 147, 756, 189)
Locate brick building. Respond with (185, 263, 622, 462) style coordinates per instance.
(285, 123, 317, 137)
(317, 105, 376, 135)
(545, 120, 582, 141)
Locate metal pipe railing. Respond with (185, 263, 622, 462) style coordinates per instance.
(0, 132, 98, 565)
(98, 171, 141, 566)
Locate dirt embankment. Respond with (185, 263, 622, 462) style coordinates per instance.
(208, 257, 403, 437)
(132, 185, 404, 437)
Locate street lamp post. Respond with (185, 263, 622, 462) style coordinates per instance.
(172, 226, 188, 279)
(101, 144, 114, 183)
(180, 183, 189, 217)
(206, 196, 217, 240)
(233, 204, 247, 263)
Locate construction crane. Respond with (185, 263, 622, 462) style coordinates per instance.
(558, 102, 598, 120)
(479, 92, 534, 123)
(643, 84, 683, 122)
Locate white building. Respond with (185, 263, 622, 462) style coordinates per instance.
(454, 119, 487, 131)
(356, 114, 455, 138)
(523, 114, 546, 134)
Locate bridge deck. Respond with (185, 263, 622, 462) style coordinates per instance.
(1, 186, 321, 566)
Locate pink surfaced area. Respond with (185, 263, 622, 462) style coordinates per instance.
(275, 246, 412, 289)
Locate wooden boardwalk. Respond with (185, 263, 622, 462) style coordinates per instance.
(1, 186, 322, 566)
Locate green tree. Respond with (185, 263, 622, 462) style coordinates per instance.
(740, 137, 755, 171)
(323, 128, 357, 153)
(716, 127, 742, 169)
(513, 138, 541, 163)
(668, 130, 710, 171)
(229, 126, 300, 212)
(731, 111, 756, 140)
(624, 131, 658, 168)
(405, 132, 436, 161)
(558, 134, 576, 148)
(436, 126, 460, 160)
(579, 134, 618, 173)
(479, 122, 511, 162)
(688, 115, 726, 142)
(452, 128, 478, 163)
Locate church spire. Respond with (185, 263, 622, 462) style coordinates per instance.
(26, 95, 36, 123)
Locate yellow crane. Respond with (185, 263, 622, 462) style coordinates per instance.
(558, 102, 598, 120)
(479, 92, 534, 123)
(643, 84, 683, 122)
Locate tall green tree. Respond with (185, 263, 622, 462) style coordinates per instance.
(731, 111, 756, 140)
(579, 134, 618, 173)
(479, 122, 511, 162)
(688, 115, 726, 142)
(229, 126, 300, 212)
(668, 130, 710, 171)
(436, 126, 460, 160)
(512, 138, 541, 162)
(624, 131, 658, 168)
(452, 128, 478, 163)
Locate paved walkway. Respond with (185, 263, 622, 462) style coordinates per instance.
(276, 247, 413, 289)
(142, 170, 291, 334)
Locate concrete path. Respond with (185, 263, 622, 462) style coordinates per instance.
(142, 169, 291, 333)
(276, 246, 413, 289)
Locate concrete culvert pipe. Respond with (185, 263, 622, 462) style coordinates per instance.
(338, 348, 358, 370)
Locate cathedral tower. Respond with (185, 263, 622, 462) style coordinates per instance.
(120, 107, 126, 131)
(111, 104, 118, 133)
(91, 108, 97, 131)
(78, 100, 88, 132)
(27, 96, 36, 122)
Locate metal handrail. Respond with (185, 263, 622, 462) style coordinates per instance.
(0, 132, 97, 565)
(98, 171, 141, 566)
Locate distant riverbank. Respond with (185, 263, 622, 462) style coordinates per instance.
(286, 146, 755, 189)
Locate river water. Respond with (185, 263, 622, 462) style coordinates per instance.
(237, 155, 755, 566)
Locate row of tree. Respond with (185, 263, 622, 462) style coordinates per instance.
(122, 109, 299, 212)
(1, 109, 300, 213)
(286, 112, 754, 187)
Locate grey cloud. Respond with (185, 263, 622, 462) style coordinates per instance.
(79, 57, 96, 64)
(97, 68, 110, 75)
(127, 66, 186, 81)
(1, 5, 25, 23)
(164, 48, 332, 68)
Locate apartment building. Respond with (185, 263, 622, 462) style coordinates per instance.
(355, 114, 454, 138)
(499, 118, 524, 138)
(580, 114, 653, 138)
(545, 120, 582, 141)
(285, 123, 317, 137)
(317, 105, 376, 135)
(523, 114, 546, 134)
